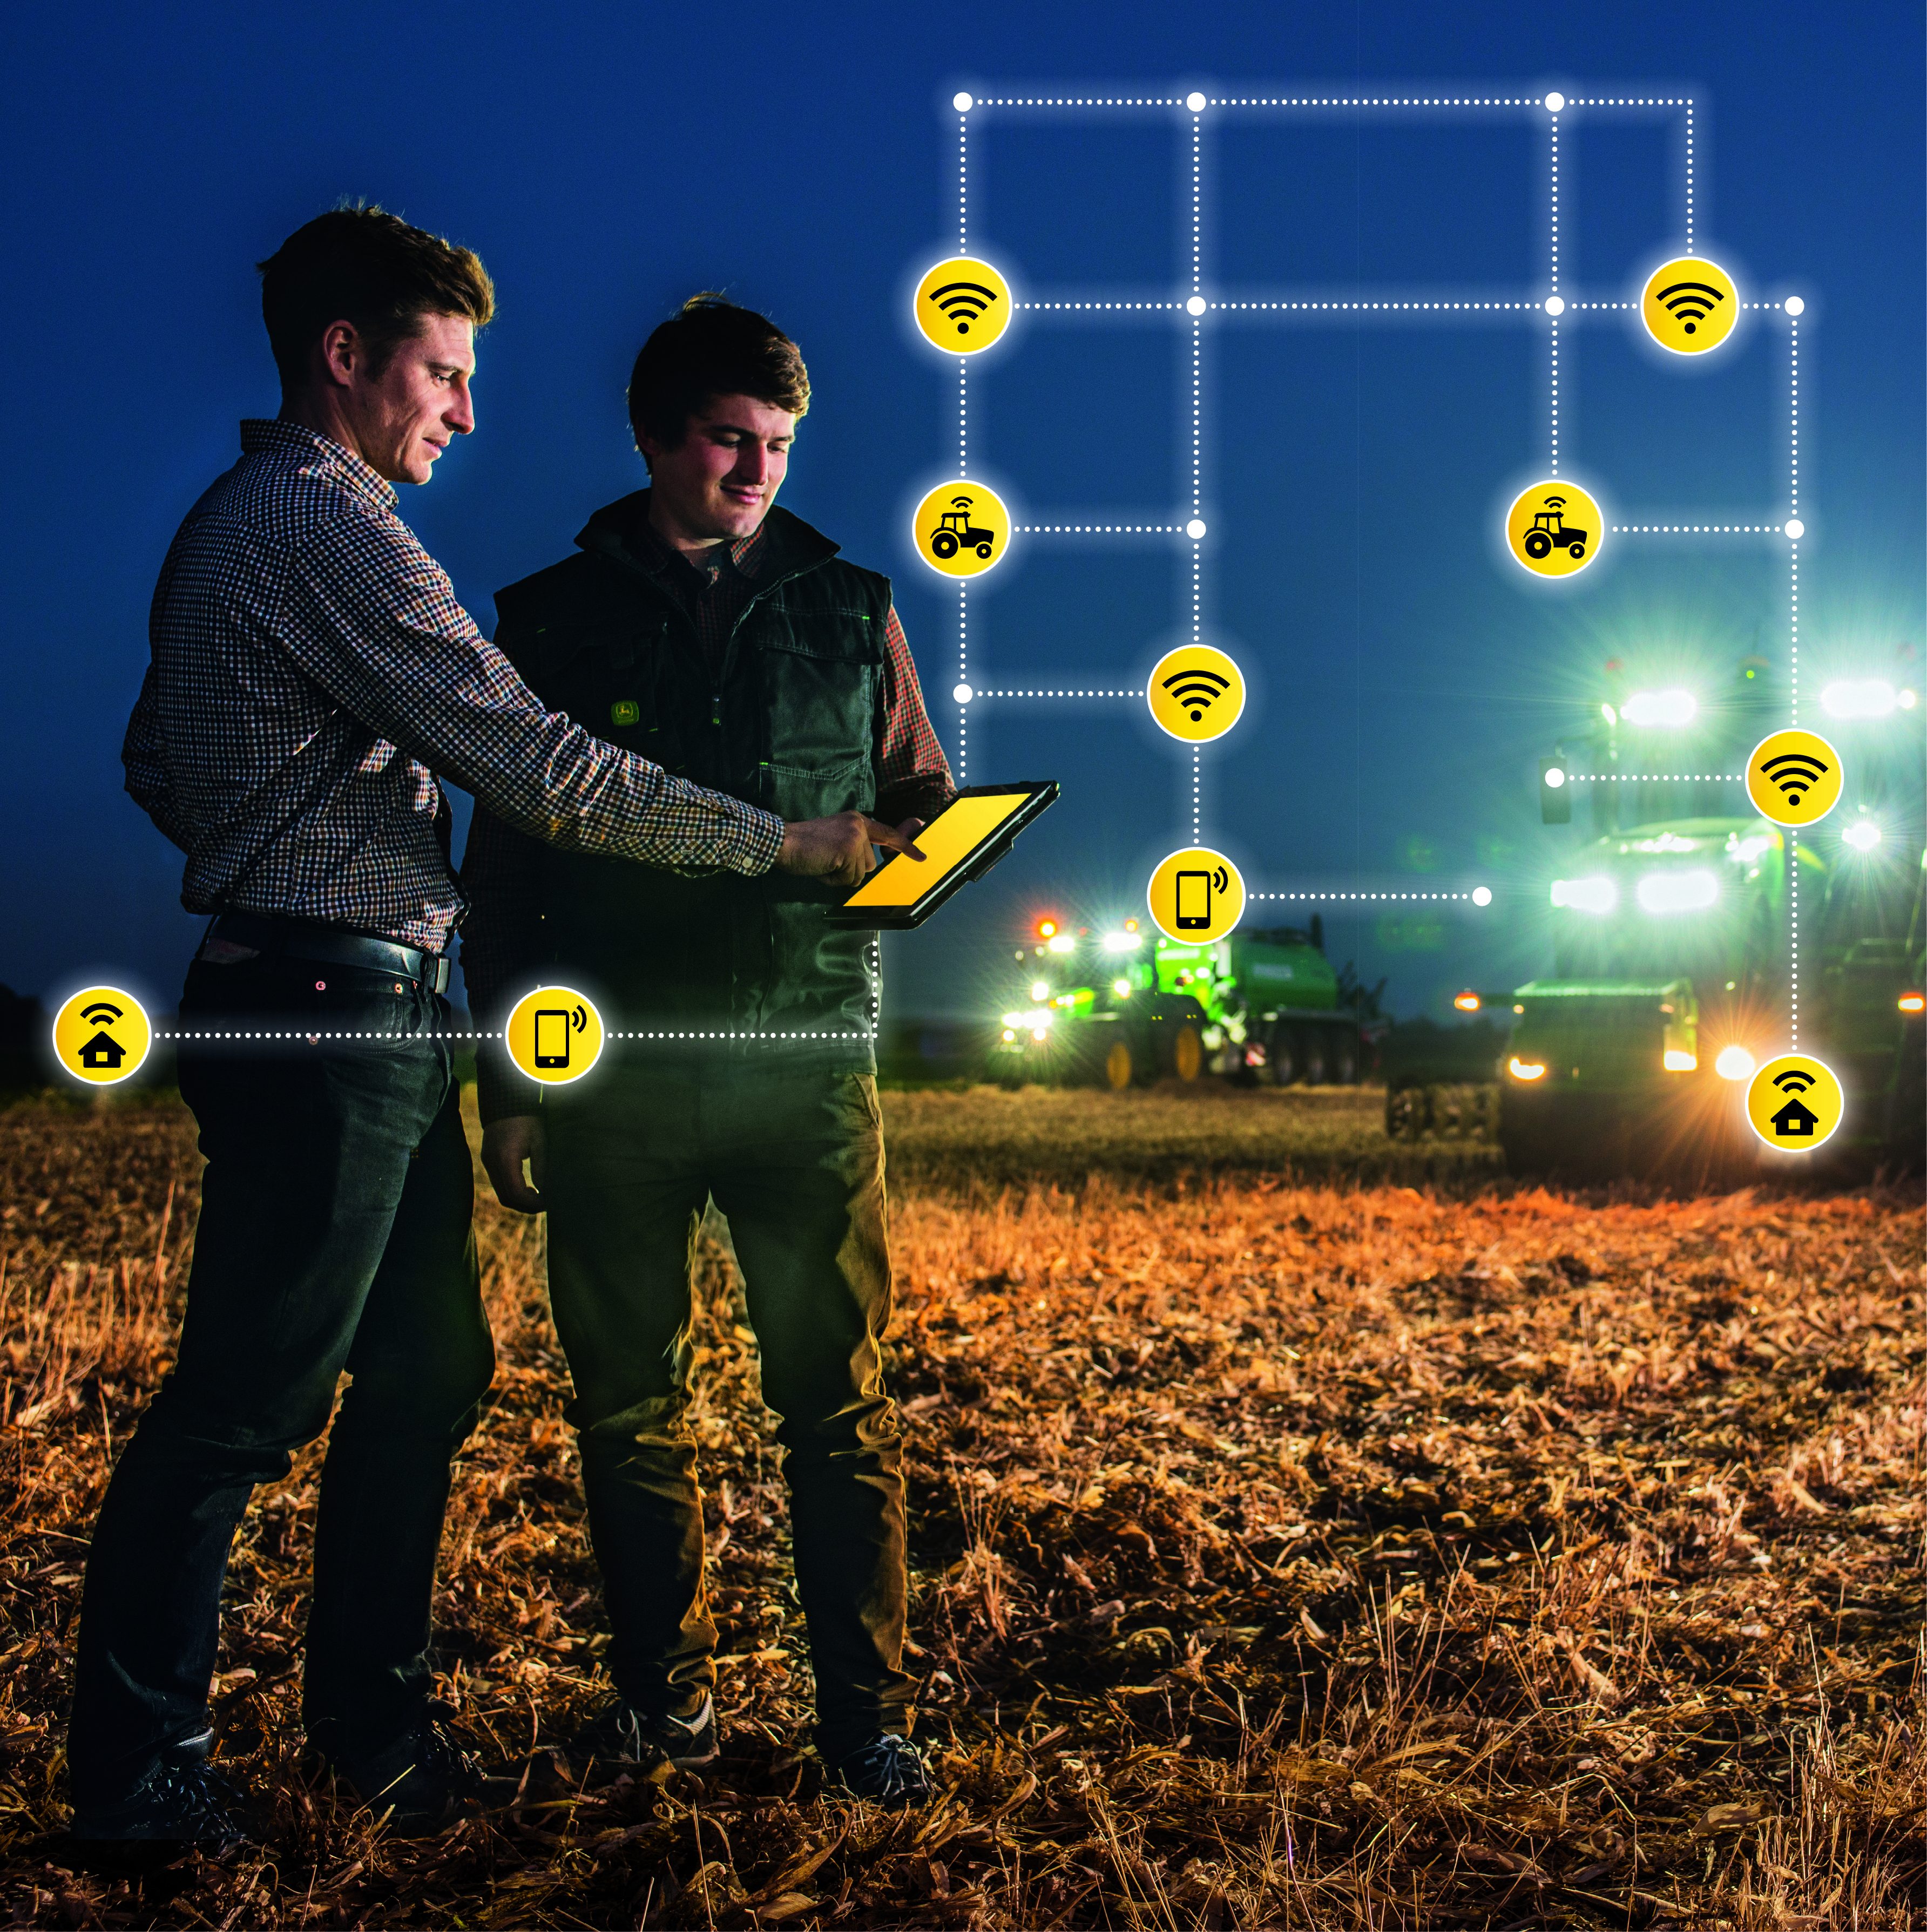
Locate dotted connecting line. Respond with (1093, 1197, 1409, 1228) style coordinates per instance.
(1549, 318, 1559, 472)
(1611, 524, 1783, 534)
(1246, 891, 1482, 901)
(1015, 300, 1185, 311)
(956, 583, 969, 784)
(973, 688, 1145, 699)
(1567, 97, 1693, 106)
(1549, 111, 1560, 294)
(957, 359, 967, 473)
(1192, 747, 1201, 843)
(1790, 321, 1801, 729)
(1685, 101, 1694, 252)
(972, 96, 1182, 107)
(155, 1030, 883, 1043)
(1565, 773, 1744, 782)
(1210, 96, 1541, 108)
(1790, 837, 1800, 1046)
(1012, 524, 1185, 534)
(958, 111, 968, 252)
(1214, 299, 1538, 311)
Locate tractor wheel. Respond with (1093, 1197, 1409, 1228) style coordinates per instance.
(1524, 530, 1552, 559)
(931, 530, 959, 559)
(1294, 1026, 1328, 1087)
(1267, 1025, 1298, 1086)
(975, 542, 995, 559)
(1104, 1040, 1134, 1090)
(1168, 1023, 1203, 1081)
(1326, 1028, 1360, 1086)
(1567, 541, 1586, 560)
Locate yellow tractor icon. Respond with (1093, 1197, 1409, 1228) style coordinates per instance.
(1523, 499, 1588, 561)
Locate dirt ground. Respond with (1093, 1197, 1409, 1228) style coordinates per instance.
(0, 1088, 1921, 1929)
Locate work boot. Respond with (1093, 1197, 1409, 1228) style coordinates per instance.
(314, 1702, 482, 1835)
(831, 1733, 930, 1808)
(567, 1692, 719, 1773)
(70, 1731, 255, 1861)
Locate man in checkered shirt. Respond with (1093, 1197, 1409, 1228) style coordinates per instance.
(71, 209, 912, 1855)
(462, 296, 954, 1809)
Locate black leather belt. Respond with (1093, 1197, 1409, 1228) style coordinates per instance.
(201, 913, 452, 994)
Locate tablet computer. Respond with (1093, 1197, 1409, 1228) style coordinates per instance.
(824, 781, 1059, 929)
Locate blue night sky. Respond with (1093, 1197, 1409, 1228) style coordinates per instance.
(3, 2, 1920, 1028)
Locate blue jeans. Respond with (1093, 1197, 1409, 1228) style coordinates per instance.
(67, 952, 493, 1809)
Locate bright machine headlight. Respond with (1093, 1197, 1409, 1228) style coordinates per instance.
(1047, 933, 1076, 954)
(1508, 1056, 1547, 1081)
(1821, 679, 1897, 719)
(1663, 1049, 1698, 1072)
(1715, 1046, 1756, 1081)
(1100, 930, 1143, 952)
(1622, 689, 1698, 728)
(1551, 876, 1617, 914)
(1030, 980, 1051, 1000)
(1637, 869, 1718, 913)
(1842, 819, 1882, 852)
(1004, 1009, 1053, 1031)
(1113, 978, 1132, 998)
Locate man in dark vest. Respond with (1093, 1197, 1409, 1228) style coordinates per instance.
(461, 296, 954, 1806)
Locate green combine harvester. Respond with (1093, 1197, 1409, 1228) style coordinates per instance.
(988, 912, 1387, 1088)
(1504, 656, 1925, 1176)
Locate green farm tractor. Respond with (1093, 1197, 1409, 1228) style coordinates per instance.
(987, 912, 1388, 1089)
(1505, 656, 1925, 1176)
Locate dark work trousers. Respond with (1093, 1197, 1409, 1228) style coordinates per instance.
(539, 1065, 910, 1761)
(67, 953, 494, 1811)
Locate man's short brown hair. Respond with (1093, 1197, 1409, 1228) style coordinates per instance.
(626, 295, 810, 453)
(256, 202, 496, 387)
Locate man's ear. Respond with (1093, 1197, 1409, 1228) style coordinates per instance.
(318, 319, 361, 390)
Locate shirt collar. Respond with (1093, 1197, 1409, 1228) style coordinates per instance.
(240, 418, 400, 515)
(634, 506, 769, 584)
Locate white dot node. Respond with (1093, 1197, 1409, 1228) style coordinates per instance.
(1186, 91, 1207, 112)
(1472, 886, 1493, 907)
(953, 92, 974, 112)
(952, 683, 973, 704)
(1544, 92, 1565, 113)
(1185, 518, 1207, 540)
(1783, 296, 1805, 316)
(1186, 295, 1207, 316)
(1783, 519, 1805, 540)
(1544, 295, 1565, 316)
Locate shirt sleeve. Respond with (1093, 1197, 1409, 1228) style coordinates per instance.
(873, 602, 957, 828)
(456, 803, 546, 1127)
(121, 662, 192, 850)
(274, 514, 785, 877)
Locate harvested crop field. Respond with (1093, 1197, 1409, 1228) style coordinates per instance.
(0, 1089, 1923, 1929)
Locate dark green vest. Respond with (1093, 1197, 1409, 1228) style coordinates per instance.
(492, 494, 888, 1069)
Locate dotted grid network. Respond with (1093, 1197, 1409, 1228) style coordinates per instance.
(936, 86, 1810, 1018)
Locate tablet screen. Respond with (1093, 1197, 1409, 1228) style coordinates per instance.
(841, 791, 1038, 910)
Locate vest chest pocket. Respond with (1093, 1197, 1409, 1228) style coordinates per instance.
(753, 618, 883, 781)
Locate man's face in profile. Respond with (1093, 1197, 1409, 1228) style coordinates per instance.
(341, 312, 477, 485)
(641, 395, 795, 547)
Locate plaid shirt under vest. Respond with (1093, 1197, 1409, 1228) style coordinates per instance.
(121, 419, 784, 954)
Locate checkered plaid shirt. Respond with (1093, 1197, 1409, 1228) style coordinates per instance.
(461, 509, 954, 1124)
(122, 419, 785, 953)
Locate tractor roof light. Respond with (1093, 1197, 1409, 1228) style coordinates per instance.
(1036, 919, 1057, 938)
(1663, 1049, 1698, 1072)
(1101, 930, 1144, 951)
(1454, 991, 1481, 1012)
(1508, 1056, 1547, 1081)
(1637, 868, 1719, 913)
(1551, 875, 1618, 914)
(1030, 980, 1051, 1001)
(1622, 689, 1698, 728)
(1821, 679, 1898, 719)
(1842, 818, 1882, 852)
(1113, 978, 1133, 997)
(1900, 993, 1925, 1014)
(1047, 933, 1076, 954)
(1715, 1045, 1757, 1081)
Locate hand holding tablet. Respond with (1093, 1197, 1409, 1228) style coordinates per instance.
(824, 781, 1059, 928)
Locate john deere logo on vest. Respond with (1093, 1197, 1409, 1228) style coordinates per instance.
(610, 700, 640, 727)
